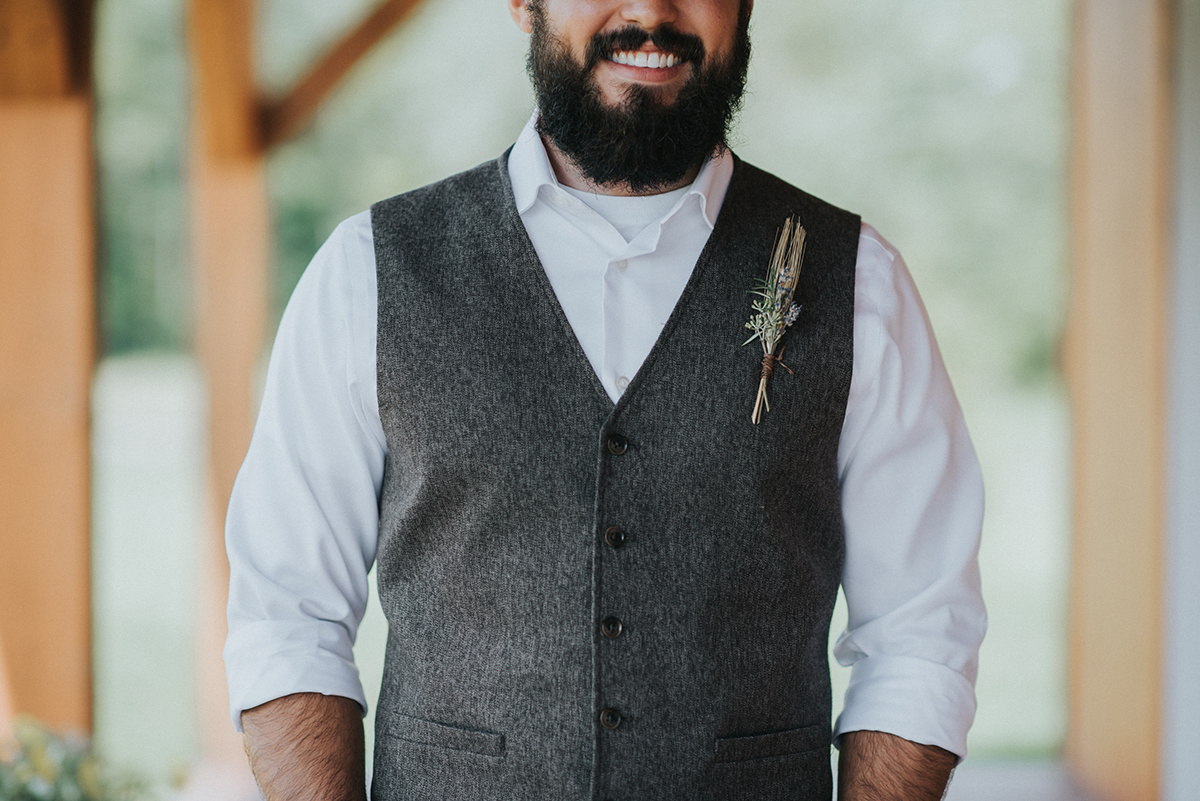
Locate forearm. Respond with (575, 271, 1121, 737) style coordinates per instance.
(241, 692, 367, 801)
(837, 730, 956, 801)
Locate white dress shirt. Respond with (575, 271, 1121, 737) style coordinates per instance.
(224, 118, 986, 759)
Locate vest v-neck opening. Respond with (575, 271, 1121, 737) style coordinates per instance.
(495, 153, 743, 419)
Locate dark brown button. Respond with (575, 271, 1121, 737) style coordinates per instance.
(599, 707, 623, 730)
(601, 616, 624, 639)
(606, 433, 628, 455)
(604, 526, 626, 549)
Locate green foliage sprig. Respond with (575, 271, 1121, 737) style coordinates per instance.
(0, 716, 147, 801)
(744, 216, 807, 423)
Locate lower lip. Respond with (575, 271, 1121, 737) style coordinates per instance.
(603, 59, 687, 82)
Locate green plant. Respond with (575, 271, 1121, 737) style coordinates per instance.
(0, 716, 147, 801)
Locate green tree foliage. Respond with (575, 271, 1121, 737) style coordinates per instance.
(95, 0, 189, 354)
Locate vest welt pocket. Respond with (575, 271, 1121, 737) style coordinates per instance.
(713, 724, 829, 763)
(384, 712, 506, 758)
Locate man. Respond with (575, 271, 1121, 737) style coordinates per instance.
(224, 0, 986, 798)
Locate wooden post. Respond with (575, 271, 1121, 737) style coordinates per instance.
(1064, 1, 1172, 798)
(0, 0, 95, 735)
(187, 0, 269, 768)
(185, 2, 424, 771)
(183, 3, 421, 791)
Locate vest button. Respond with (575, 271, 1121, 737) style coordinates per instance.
(599, 707, 623, 730)
(606, 433, 628, 455)
(601, 616, 624, 639)
(604, 526, 626, 549)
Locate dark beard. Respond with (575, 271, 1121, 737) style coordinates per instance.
(527, 1, 751, 194)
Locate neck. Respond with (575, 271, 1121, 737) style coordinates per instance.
(540, 134, 701, 197)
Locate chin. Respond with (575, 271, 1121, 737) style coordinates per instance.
(599, 82, 681, 111)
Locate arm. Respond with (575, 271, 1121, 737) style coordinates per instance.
(837, 730, 956, 801)
(242, 693, 367, 801)
(224, 213, 385, 782)
(833, 225, 986, 761)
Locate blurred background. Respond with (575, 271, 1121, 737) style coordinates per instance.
(1, 0, 1197, 800)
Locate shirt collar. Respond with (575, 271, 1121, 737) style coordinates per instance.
(508, 113, 733, 231)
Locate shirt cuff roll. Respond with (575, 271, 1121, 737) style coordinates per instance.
(224, 620, 368, 732)
(832, 654, 977, 761)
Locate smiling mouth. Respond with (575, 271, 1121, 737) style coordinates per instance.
(609, 50, 683, 69)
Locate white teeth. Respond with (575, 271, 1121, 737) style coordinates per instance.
(610, 50, 679, 69)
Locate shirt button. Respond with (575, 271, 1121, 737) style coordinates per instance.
(606, 433, 628, 455)
(616, 376, 630, 392)
(553, 193, 571, 209)
(604, 526, 627, 549)
(613, 259, 628, 272)
(601, 616, 624, 639)
(599, 708, 623, 730)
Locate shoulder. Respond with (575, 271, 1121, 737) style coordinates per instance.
(728, 157, 859, 221)
(724, 157, 862, 258)
(371, 153, 511, 229)
(368, 150, 531, 282)
(281, 209, 376, 338)
(855, 222, 903, 283)
(720, 158, 909, 292)
(295, 210, 375, 294)
(328, 209, 375, 258)
(853, 221, 917, 316)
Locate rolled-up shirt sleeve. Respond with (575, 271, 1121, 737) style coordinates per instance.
(832, 224, 987, 760)
(223, 211, 385, 732)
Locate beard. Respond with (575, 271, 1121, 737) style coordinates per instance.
(526, 0, 751, 194)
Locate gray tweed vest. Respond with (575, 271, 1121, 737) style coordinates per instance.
(369, 152, 860, 801)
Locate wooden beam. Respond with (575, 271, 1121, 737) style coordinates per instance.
(1064, 1, 1172, 799)
(260, 0, 424, 148)
(0, 0, 70, 96)
(0, 98, 95, 734)
(59, 0, 96, 94)
(0, 1, 93, 96)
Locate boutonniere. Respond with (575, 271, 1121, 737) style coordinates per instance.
(743, 216, 807, 424)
